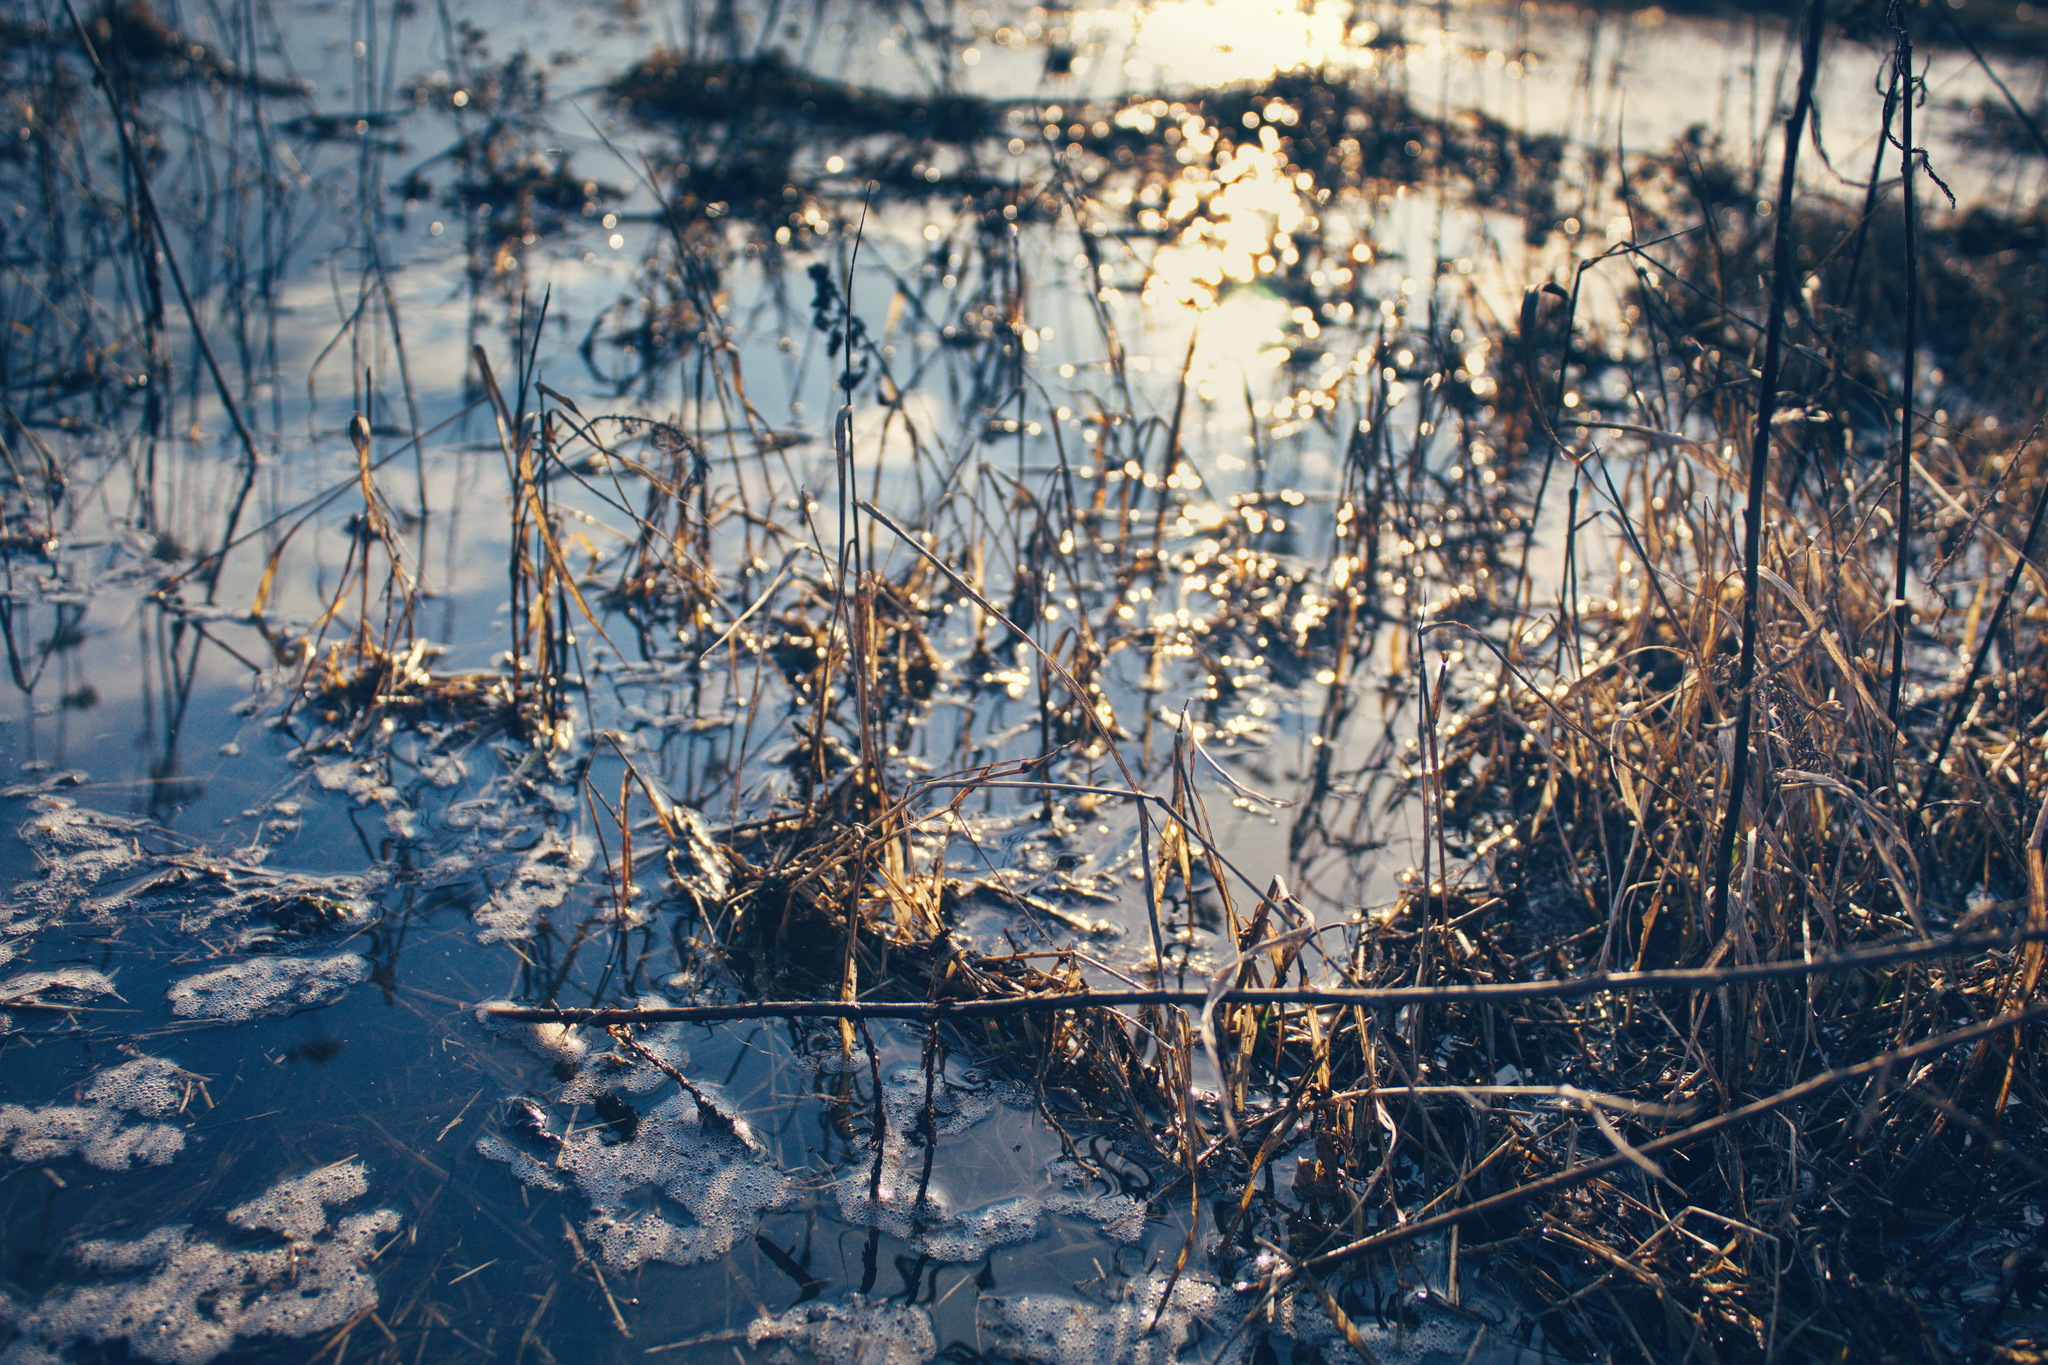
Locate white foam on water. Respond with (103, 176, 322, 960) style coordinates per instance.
(82, 1057, 186, 1119)
(0, 1105, 183, 1172)
(3, 800, 376, 967)
(978, 1273, 1240, 1365)
(1042, 1160, 1147, 1244)
(473, 831, 592, 943)
(1268, 1289, 1482, 1365)
(475, 1029, 791, 1271)
(891, 1194, 1044, 1263)
(0, 968, 118, 1009)
(878, 1065, 1012, 1137)
(747, 1294, 937, 1365)
(487, 1090, 793, 1270)
(226, 1164, 372, 1242)
(419, 753, 465, 787)
(833, 1066, 1043, 1262)
(183, 871, 378, 938)
(473, 1134, 568, 1191)
(310, 760, 398, 807)
(557, 1024, 691, 1101)
(0, 1162, 398, 1365)
(474, 1001, 591, 1063)
(980, 1274, 1483, 1365)
(0, 1056, 193, 1173)
(166, 954, 370, 1022)
(426, 852, 475, 880)
(13, 801, 146, 921)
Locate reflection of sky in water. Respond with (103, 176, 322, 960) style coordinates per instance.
(0, 0, 2025, 906)
(0, 0, 2021, 885)
(1084, 0, 2044, 204)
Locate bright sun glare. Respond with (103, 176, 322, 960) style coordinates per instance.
(1101, 0, 1363, 86)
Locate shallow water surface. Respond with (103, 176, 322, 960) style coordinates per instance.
(3, 0, 2045, 1360)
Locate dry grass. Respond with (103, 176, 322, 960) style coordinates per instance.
(9, 0, 2048, 1359)
(291, 52, 2048, 1364)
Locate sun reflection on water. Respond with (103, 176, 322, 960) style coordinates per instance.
(1082, 0, 1370, 87)
(1143, 111, 1313, 303)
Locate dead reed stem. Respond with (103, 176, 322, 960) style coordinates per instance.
(1705, 0, 1827, 944)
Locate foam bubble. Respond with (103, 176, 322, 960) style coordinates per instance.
(473, 831, 592, 943)
(69, 860, 379, 942)
(747, 1295, 937, 1365)
(896, 1194, 1043, 1263)
(0, 1162, 398, 1365)
(475, 1001, 590, 1063)
(1042, 1160, 1147, 1243)
(473, 1134, 567, 1191)
(0, 1103, 183, 1172)
(0, 968, 119, 1008)
(420, 754, 465, 787)
(0, 1055, 191, 1173)
(83, 1057, 187, 1119)
(16, 800, 146, 912)
(832, 1066, 1041, 1262)
(311, 760, 398, 806)
(166, 953, 370, 1022)
(476, 1040, 791, 1271)
(561, 1093, 790, 1269)
(557, 1024, 691, 1101)
(3, 800, 376, 962)
(228, 1162, 370, 1242)
(878, 1065, 1008, 1137)
(979, 1273, 1482, 1365)
(978, 1274, 1238, 1365)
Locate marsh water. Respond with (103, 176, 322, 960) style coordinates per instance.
(1, 1, 2045, 1362)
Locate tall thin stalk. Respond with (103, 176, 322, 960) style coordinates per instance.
(1705, 0, 1827, 939)
(62, 0, 267, 598)
(1886, 4, 1919, 737)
